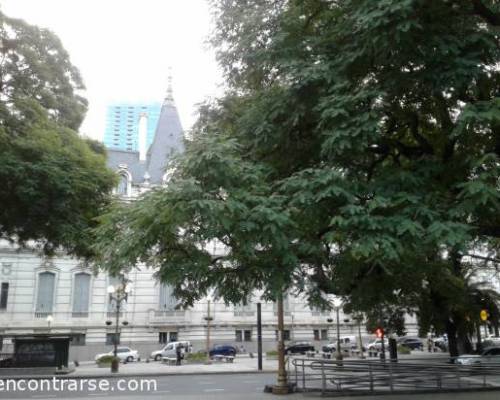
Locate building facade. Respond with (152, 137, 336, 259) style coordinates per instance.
(0, 84, 420, 362)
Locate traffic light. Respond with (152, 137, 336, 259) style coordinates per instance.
(375, 327, 384, 338)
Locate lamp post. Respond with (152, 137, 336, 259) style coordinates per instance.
(204, 300, 213, 364)
(333, 298, 343, 362)
(46, 315, 53, 331)
(106, 278, 131, 373)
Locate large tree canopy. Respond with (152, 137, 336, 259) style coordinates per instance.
(0, 10, 116, 257)
(94, 0, 500, 352)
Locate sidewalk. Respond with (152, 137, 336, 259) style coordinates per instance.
(73, 356, 278, 378)
(0, 356, 279, 379)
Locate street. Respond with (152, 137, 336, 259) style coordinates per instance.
(2, 372, 500, 400)
(0, 373, 276, 399)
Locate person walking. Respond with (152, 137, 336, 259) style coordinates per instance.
(176, 343, 182, 365)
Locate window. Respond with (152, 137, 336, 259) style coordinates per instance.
(71, 334, 86, 346)
(106, 333, 120, 345)
(313, 329, 320, 341)
(158, 332, 177, 344)
(235, 330, 252, 342)
(275, 330, 291, 341)
(116, 173, 128, 196)
(234, 297, 254, 316)
(72, 273, 91, 317)
(159, 284, 177, 312)
(0, 282, 9, 309)
(36, 272, 56, 317)
(321, 329, 328, 340)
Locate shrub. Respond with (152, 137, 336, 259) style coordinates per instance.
(185, 352, 207, 362)
(96, 355, 118, 364)
(397, 345, 411, 355)
(266, 350, 278, 357)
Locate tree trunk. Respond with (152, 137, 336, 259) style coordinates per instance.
(446, 319, 459, 358)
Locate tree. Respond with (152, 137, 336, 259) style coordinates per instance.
(0, 10, 116, 256)
(94, 0, 500, 357)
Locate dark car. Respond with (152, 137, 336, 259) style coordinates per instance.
(398, 338, 423, 350)
(209, 345, 237, 358)
(285, 342, 315, 355)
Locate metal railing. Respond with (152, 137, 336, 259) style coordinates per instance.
(289, 357, 500, 395)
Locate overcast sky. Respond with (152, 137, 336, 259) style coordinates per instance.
(1, 0, 222, 141)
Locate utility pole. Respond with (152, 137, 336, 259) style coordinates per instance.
(257, 302, 262, 371)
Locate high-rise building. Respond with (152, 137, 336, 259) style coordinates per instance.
(103, 102, 161, 151)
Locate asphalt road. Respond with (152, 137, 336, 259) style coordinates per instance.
(2, 373, 500, 400)
(0, 373, 278, 399)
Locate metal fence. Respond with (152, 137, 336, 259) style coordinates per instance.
(289, 357, 500, 395)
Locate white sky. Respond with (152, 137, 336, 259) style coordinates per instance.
(1, 0, 222, 141)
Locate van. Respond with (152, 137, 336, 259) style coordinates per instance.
(150, 341, 192, 361)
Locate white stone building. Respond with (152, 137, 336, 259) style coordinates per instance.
(0, 85, 419, 361)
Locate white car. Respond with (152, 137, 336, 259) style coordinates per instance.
(367, 339, 388, 351)
(95, 347, 140, 363)
(456, 347, 500, 365)
(151, 341, 192, 361)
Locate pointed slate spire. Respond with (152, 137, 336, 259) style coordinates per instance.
(164, 67, 174, 106)
(145, 70, 184, 183)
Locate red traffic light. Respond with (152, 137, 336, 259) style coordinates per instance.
(375, 328, 384, 338)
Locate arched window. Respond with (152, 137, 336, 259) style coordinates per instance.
(36, 272, 56, 317)
(72, 273, 91, 317)
(159, 283, 177, 312)
(116, 173, 129, 196)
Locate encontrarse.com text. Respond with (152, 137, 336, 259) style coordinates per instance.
(0, 378, 157, 392)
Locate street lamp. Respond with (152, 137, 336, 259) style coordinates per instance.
(333, 298, 343, 362)
(46, 315, 53, 331)
(106, 277, 131, 373)
(204, 299, 214, 364)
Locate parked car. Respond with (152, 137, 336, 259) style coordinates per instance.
(151, 341, 192, 361)
(322, 343, 336, 353)
(397, 337, 424, 350)
(322, 337, 365, 353)
(456, 347, 500, 365)
(367, 339, 388, 351)
(209, 345, 237, 358)
(431, 336, 447, 351)
(284, 342, 315, 355)
(95, 347, 140, 363)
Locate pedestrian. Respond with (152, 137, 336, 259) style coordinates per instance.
(427, 337, 432, 353)
(176, 343, 182, 365)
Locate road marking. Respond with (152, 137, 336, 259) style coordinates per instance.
(88, 394, 109, 396)
(198, 381, 216, 384)
(31, 396, 57, 399)
(204, 388, 225, 392)
(242, 380, 259, 383)
(153, 390, 172, 394)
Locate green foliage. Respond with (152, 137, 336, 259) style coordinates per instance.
(94, 0, 500, 348)
(0, 10, 116, 256)
(96, 355, 118, 364)
(184, 352, 207, 362)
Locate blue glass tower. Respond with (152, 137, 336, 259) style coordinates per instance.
(103, 103, 162, 151)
